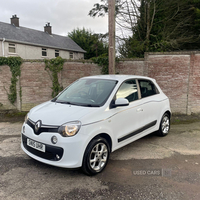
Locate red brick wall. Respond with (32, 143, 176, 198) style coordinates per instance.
(0, 65, 14, 109)
(20, 61, 101, 111)
(0, 52, 200, 114)
(116, 60, 144, 75)
(188, 54, 200, 114)
(146, 54, 191, 114)
(144, 53, 200, 114)
(20, 62, 52, 111)
(61, 62, 101, 88)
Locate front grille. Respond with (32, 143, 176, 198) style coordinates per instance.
(27, 118, 59, 135)
(22, 134, 63, 161)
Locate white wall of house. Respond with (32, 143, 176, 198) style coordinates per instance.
(0, 42, 2, 56)
(0, 41, 84, 60)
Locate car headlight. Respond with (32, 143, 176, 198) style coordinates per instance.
(58, 121, 81, 137)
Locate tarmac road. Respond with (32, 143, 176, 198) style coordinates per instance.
(0, 121, 200, 200)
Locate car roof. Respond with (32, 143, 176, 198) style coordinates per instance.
(81, 75, 155, 82)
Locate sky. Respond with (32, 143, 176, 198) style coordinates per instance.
(0, 0, 108, 36)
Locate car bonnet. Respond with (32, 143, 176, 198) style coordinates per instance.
(28, 101, 99, 126)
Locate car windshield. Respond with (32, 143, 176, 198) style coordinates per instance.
(55, 78, 117, 107)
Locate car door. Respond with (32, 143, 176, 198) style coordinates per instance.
(137, 79, 162, 130)
(108, 79, 145, 150)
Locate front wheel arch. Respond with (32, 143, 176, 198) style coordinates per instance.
(85, 133, 112, 153)
(82, 136, 110, 175)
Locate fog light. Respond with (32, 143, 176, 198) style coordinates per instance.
(56, 154, 60, 160)
(51, 136, 58, 144)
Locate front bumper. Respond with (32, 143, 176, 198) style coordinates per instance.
(22, 134, 64, 161)
(21, 123, 88, 168)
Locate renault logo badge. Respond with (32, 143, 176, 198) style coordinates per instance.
(35, 120, 42, 133)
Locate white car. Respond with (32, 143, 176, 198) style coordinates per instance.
(21, 75, 171, 175)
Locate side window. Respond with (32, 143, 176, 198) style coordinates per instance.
(116, 79, 138, 103)
(138, 80, 158, 98)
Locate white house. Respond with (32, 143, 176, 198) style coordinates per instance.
(0, 15, 86, 59)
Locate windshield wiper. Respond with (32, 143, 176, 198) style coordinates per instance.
(79, 104, 100, 107)
(55, 100, 74, 105)
(55, 100, 99, 107)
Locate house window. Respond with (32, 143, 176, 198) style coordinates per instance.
(55, 50, 59, 57)
(9, 43, 16, 53)
(69, 52, 74, 59)
(42, 48, 47, 57)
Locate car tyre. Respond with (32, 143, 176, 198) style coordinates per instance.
(157, 113, 170, 137)
(82, 137, 110, 176)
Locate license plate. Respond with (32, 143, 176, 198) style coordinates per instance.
(27, 138, 46, 152)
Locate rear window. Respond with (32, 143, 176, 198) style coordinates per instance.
(138, 80, 158, 98)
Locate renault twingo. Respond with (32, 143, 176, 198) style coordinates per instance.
(21, 75, 171, 175)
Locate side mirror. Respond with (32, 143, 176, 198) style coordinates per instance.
(115, 98, 129, 107)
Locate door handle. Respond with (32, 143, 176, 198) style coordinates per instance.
(136, 108, 143, 112)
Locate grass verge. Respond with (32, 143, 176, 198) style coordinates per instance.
(0, 110, 28, 122)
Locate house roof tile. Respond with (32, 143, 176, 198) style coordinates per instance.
(0, 21, 86, 53)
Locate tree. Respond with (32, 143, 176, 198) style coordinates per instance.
(89, 0, 200, 58)
(134, 0, 200, 53)
(68, 28, 108, 59)
(89, 0, 140, 41)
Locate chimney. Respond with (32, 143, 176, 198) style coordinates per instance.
(11, 15, 19, 27)
(44, 22, 52, 35)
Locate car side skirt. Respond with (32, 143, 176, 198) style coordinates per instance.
(118, 120, 157, 143)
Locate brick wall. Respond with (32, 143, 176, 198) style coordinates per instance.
(0, 65, 14, 109)
(0, 52, 200, 114)
(61, 62, 101, 87)
(146, 53, 191, 114)
(116, 59, 144, 75)
(188, 54, 200, 113)
(20, 62, 52, 111)
(19, 61, 101, 111)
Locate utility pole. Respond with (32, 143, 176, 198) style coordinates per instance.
(108, 0, 115, 74)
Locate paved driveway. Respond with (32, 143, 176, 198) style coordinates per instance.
(0, 121, 200, 200)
